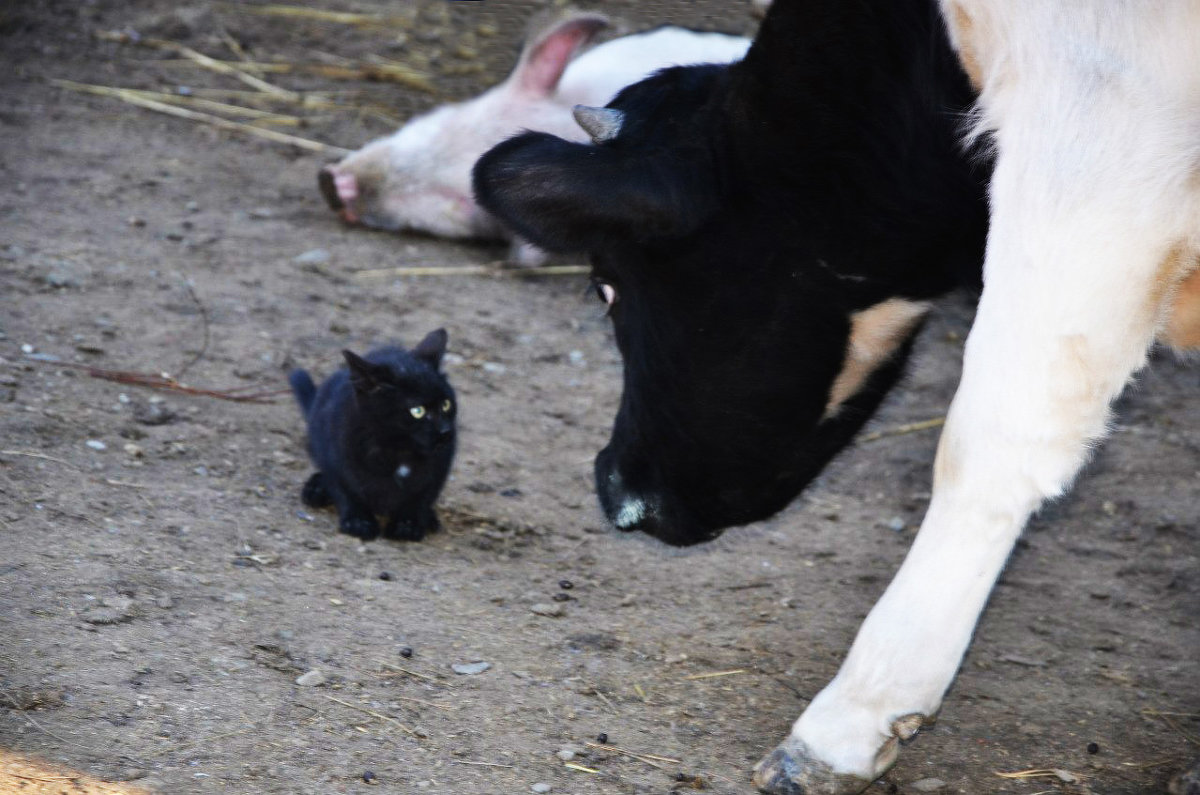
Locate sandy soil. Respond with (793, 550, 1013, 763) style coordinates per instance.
(1, 2, 1197, 794)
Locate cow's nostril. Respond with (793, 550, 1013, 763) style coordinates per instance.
(613, 498, 647, 530)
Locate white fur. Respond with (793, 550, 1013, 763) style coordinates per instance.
(782, 0, 1200, 781)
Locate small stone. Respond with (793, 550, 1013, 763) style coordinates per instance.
(558, 579, 574, 590)
(295, 670, 327, 687)
(481, 361, 506, 374)
(185, 201, 200, 213)
(552, 592, 572, 602)
(886, 516, 906, 532)
(530, 603, 564, 618)
(399, 646, 413, 658)
(451, 661, 491, 675)
(132, 401, 175, 426)
(530, 784, 552, 794)
(378, 571, 392, 581)
(293, 248, 331, 265)
(124, 443, 144, 458)
(555, 745, 580, 762)
(155, 595, 174, 609)
(362, 770, 377, 784)
(86, 440, 108, 451)
(909, 778, 946, 792)
(595, 732, 608, 744)
(248, 207, 275, 219)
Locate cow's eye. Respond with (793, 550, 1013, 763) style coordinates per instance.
(592, 280, 617, 307)
(410, 405, 426, 419)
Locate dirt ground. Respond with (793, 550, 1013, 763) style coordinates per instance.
(1, 2, 1197, 794)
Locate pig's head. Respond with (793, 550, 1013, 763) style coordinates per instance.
(319, 12, 610, 240)
(474, 4, 987, 546)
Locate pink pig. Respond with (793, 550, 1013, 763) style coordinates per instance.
(318, 13, 749, 263)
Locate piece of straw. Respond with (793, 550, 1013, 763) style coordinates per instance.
(50, 79, 350, 155)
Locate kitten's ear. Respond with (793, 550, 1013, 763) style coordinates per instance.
(343, 349, 383, 393)
(412, 328, 448, 369)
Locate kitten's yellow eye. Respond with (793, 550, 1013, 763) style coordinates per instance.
(409, 405, 426, 419)
(441, 399, 453, 413)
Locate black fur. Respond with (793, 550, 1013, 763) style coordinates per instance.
(474, 0, 990, 546)
(289, 329, 456, 542)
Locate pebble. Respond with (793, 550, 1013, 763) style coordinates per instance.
(81, 597, 135, 625)
(555, 745, 581, 761)
(362, 770, 377, 784)
(132, 401, 175, 426)
(481, 361, 506, 374)
(378, 571, 393, 581)
(399, 647, 413, 658)
(452, 661, 491, 675)
(909, 778, 946, 792)
(293, 248, 331, 265)
(558, 579, 574, 590)
(530, 784, 552, 794)
(886, 516, 906, 532)
(124, 443, 144, 458)
(86, 440, 107, 451)
(595, 732, 608, 744)
(530, 603, 565, 618)
(295, 670, 327, 687)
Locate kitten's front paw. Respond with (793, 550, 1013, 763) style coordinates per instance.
(339, 515, 381, 540)
(384, 519, 427, 542)
(301, 473, 333, 508)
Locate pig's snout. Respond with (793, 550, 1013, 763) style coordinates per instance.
(317, 166, 361, 225)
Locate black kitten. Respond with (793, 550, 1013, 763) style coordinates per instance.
(289, 329, 457, 541)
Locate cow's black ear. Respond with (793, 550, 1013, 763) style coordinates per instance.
(473, 131, 717, 253)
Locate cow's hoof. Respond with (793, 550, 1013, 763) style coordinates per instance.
(752, 740, 872, 795)
(1169, 756, 1200, 795)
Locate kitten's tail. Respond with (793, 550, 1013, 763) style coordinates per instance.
(288, 369, 317, 416)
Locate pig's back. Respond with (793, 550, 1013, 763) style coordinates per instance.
(556, 27, 751, 108)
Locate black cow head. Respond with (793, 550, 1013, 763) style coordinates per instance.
(474, 3, 986, 546)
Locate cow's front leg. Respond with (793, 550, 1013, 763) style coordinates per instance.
(754, 89, 1189, 795)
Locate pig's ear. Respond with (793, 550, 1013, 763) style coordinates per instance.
(513, 12, 610, 96)
(473, 131, 719, 253)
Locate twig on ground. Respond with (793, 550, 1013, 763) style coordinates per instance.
(175, 277, 210, 380)
(0, 450, 81, 470)
(322, 695, 420, 737)
(450, 760, 514, 769)
(22, 355, 285, 404)
(1143, 708, 1200, 746)
(375, 661, 444, 684)
(682, 669, 749, 681)
(50, 79, 350, 155)
(216, 3, 416, 29)
(97, 30, 297, 99)
(585, 741, 681, 770)
(353, 264, 590, 279)
(856, 416, 946, 443)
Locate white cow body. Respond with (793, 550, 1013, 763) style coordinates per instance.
(757, 2, 1200, 791)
